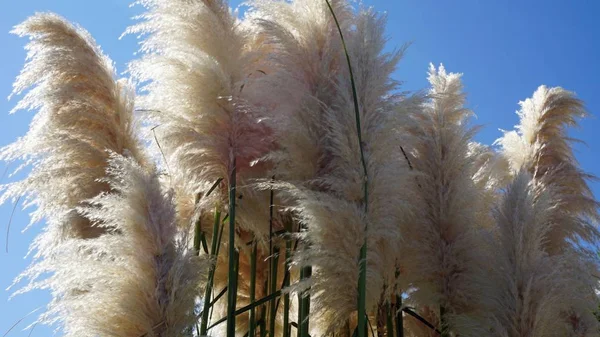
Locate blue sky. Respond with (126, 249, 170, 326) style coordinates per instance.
(1, 1, 599, 335)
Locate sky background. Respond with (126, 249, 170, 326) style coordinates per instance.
(1, 1, 600, 335)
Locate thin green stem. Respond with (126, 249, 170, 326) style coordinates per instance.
(440, 306, 449, 337)
(325, 2, 369, 337)
(249, 241, 257, 337)
(299, 266, 312, 337)
(395, 296, 403, 337)
(209, 290, 283, 331)
(283, 222, 292, 337)
(260, 279, 268, 337)
(386, 303, 394, 337)
(402, 308, 440, 335)
(227, 159, 238, 337)
(268, 176, 276, 337)
(269, 248, 280, 337)
(200, 208, 222, 336)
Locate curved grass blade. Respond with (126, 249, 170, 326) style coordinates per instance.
(324, 2, 369, 337)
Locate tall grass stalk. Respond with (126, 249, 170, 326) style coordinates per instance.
(386, 302, 394, 337)
(299, 266, 312, 337)
(269, 248, 280, 337)
(282, 222, 292, 337)
(325, 2, 369, 336)
(268, 177, 277, 337)
(440, 306, 448, 337)
(249, 241, 257, 337)
(395, 295, 403, 337)
(261, 279, 269, 337)
(227, 160, 239, 337)
(200, 207, 222, 336)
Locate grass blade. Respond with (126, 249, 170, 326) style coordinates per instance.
(386, 302, 394, 337)
(283, 222, 292, 337)
(324, 2, 369, 336)
(249, 241, 257, 337)
(299, 266, 312, 337)
(193, 203, 208, 255)
(200, 207, 222, 336)
(209, 290, 283, 330)
(269, 248, 280, 337)
(440, 306, 448, 337)
(402, 308, 440, 335)
(227, 159, 239, 337)
(395, 295, 403, 337)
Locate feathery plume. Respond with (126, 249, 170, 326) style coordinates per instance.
(255, 3, 418, 334)
(496, 85, 599, 253)
(126, 1, 277, 334)
(247, 0, 353, 185)
(1, 13, 147, 243)
(126, 0, 273, 231)
(19, 154, 208, 336)
(485, 171, 599, 337)
(399, 64, 487, 336)
(467, 142, 511, 229)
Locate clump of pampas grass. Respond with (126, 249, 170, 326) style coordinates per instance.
(2, 1, 599, 337)
(20, 154, 208, 336)
(126, 0, 279, 335)
(1, 13, 147, 243)
(251, 1, 420, 334)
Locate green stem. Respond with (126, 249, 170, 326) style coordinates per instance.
(299, 266, 312, 337)
(193, 193, 209, 256)
(402, 308, 440, 334)
(440, 306, 449, 337)
(193, 213, 202, 255)
(209, 215, 227, 325)
(325, 2, 369, 337)
(283, 223, 292, 337)
(386, 302, 394, 337)
(260, 279, 268, 337)
(268, 176, 276, 337)
(200, 208, 222, 336)
(269, 248, 280, 337)
(227, 160, 238, 337)
(395, 295, 403, 337)
(249, 241, 257, 337)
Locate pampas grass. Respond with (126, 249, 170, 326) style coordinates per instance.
(1, 13, 146, 243)
(495, 86, 600, 335)
(399, 64, 489, 336)
(496, 86, 600, 254)
(253, 2, 419, 335)
(487, 171, 574, 337)
(3, 1, 599, 337)
(485, 170, 599, 336)
(23, 154, 208, 336)
(126, 1, 281, 335)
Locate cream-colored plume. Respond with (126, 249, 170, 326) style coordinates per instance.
(467, 142, 511, 227)
(252, 1, 419, 334)
(1, 13, 147, 243)
(496, 86, 599, 253)
(126, 1, 278, 335)
(126, 0, 274, 237)
(495, 86, 600, 335)
(485, 171, 599, 337)
(17, 154, 208, 336)
(399, 64, 488, 336)
(248, 0, 353, 185)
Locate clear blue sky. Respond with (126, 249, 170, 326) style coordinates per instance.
(1, 1, 599, 335)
